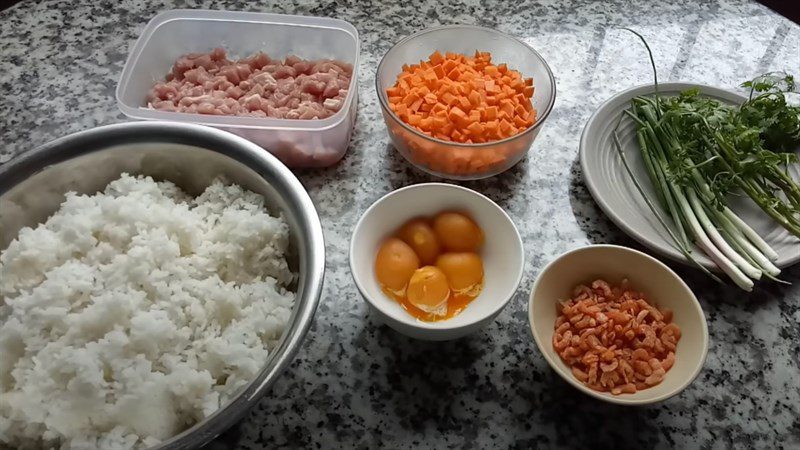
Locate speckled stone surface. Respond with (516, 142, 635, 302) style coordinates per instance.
(1, 0, 799, 448)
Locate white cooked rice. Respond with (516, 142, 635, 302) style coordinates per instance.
(0, 174, 296, 450)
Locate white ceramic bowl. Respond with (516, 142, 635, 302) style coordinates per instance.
(350, 183, 524, 340)
(528, 245, 709, 405)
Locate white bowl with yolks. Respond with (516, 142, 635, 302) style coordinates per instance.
(350, 183, 524, 340)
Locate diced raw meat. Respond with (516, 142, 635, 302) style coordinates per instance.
(293, 60, 313, 75)
(183, 67, 209, 84)
(251, 71, 277, 90)
(147, 49, 351, 120)
(243, 94, 262, 111)
(322, 79, 340, 98)
(323, 98, 343, 111)
(225, 86, 244, 100)
(196, 103, 217, 114)
(276, 78, 295, 95)
(272, 65, 296, 79)
(242, 52, 270, 70)
(220, 66, 241, 84)
(284, 55, 303, 66)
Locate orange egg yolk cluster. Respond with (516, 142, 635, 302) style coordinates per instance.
(374, 212, 485, 322)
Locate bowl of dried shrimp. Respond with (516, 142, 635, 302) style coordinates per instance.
(528, 245, 708, 405)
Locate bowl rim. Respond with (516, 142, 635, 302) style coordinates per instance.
(349, 182, 525, 332)
(375, 24, 557, 149)
(0, 121, 326, 448)
(527, 244, 709, 405)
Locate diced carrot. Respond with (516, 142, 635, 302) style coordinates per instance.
(420, 116, 433, 131)
(500, 101, 514, 118)
(447, 67, 461, 80)
(466, 121, 484, 135)
(441, 92, 457, 105)
(402, 92, 419, 107)
(387, 48, 537, 156)
(523, 85, 534, 97)
(468, 90, 481, 106)
(440, 122, 454, 136)
(448, 106, 468, 122)
(522, 99, 533, 111)
(432, 102, 448, 114)
(499, 118, 512, 133)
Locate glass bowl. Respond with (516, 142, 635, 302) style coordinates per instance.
(376, 25, 556, 180)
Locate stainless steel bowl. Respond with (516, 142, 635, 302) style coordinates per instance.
(0, 122, 325, 449)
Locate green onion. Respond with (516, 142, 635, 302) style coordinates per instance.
(614, 29, 800, 290)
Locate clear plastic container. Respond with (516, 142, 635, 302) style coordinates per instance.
(116, 10, 360, 168)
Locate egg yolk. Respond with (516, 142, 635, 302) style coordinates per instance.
(406, 266, 450, 316)
(432, 212, 484, 252)
(436, 252, 484, 296)
(375, 238, 420, 296)
(397, 219, 440, 265)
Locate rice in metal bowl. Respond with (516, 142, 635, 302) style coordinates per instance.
(0, 174, 295, 449)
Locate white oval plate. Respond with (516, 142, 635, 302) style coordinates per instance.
(580, 82, 800, 270)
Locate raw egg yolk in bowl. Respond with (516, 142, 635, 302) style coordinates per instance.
(374, 211, 484, 322)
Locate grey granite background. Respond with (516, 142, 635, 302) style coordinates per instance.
(1, 0, 799, 448)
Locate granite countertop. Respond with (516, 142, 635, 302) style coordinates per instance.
(1, 0, 799, 448)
